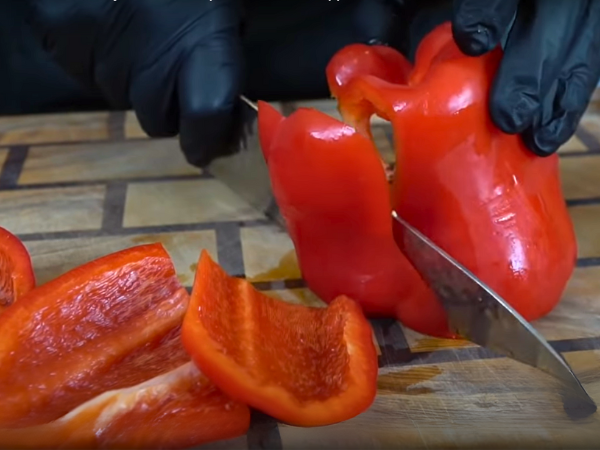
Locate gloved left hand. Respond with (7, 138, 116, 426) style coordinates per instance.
(452, 0, 600, 156)
(25, 0, 244, 168)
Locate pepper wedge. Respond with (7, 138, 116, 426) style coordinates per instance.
(0, 362, 250, 450)
(0, 226, 35, 312)
(256, 100, 447, 337)
(181, 250, 378, 427)
(327, 22, 577, 329)
(0, 243, 191, 428)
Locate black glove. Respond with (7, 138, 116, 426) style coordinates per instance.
(452, 0, 600, 156)
(26, 0, 244, 168)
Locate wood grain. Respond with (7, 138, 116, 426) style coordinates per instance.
(561, 155, 600, 200)
(278, 351, 600, 449)
(241, 225, 302, 282)
(570, 205, 600, 259)
(0, 112, 110, 146)
(123, 179, 264, 227)
(0, 185, 105, 234)
(19, 139, 199, 185)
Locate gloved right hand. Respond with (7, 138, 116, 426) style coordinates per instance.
(452, 0, 600, 156)
(25, 0, 244, 168)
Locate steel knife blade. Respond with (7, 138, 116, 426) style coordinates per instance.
(391, 210, 597, 418)
(206, 96, 285, 228)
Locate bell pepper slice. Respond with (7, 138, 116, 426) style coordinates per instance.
(257, 100, 449, 338)
(181, 250, 378, 427)
(327, 22, 577, 327)
(0, 362, 251, 450)
(0, 243, 192, 428)
(0, 226, 35, 312)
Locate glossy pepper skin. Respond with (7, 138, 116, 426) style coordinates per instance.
(0, 243, 250, 449)
(257, 101, 448, 338)
(0, 363, 250, 450)
(327, 22, 577, 326)
(182, 250, 378, 426)
(0, 243, 191, 428)
(0, 227, 35, 312)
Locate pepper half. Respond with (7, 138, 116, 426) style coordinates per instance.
(181, 250, 379, 427)
(327, 22, 577, 325)
(257, 100, 448, 337)
(0, 226, 35, 313)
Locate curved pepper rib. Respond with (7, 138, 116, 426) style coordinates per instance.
(0, 227, 35, 312)
(326, 43, 413, 137)
(0, 362, 250, 450)
(257, 101, 448, 337)
(0, 243, 192, 428)
(182, 250, 379, 427)
(327, 22, 577, 325)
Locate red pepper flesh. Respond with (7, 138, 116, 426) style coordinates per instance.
(326, 42, 413, 137)
(0, 227, 35, 312)
(0, 243, 251, 449)
(328, 22, 577, 327)
(257, 100, 447, 337)
(0, 243, 192, 428)
(182, 250, 379, 427)
(0, 362, 250, 450)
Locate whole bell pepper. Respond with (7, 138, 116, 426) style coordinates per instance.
(327, 22, 577, 325)
(257, 101, 447, 338)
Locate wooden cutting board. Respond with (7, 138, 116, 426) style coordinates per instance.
(0, 101, 599, 449)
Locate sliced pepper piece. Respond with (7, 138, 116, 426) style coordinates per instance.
(0, 226, 35, 312)
(257, 100, 448, 338)
(327, 22, 577, 326)
(0, 243, 191, 428)
(181, 250, 378, 427)
(0, 362, 251, 450)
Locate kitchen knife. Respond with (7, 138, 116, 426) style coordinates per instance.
(206, 96, 285, 228)
(391, 210, 597, 418)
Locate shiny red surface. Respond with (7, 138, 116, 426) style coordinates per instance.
(329, 22, 577, 333)
(0, 363, 250, 450)
(257, 101, 447, 337)
(0, 243, 191, 428)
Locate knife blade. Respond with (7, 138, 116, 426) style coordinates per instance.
(391, 210, 597, 418)
(206, 96, 285, 228)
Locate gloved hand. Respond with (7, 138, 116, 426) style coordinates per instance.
(25, 0, 244, 168)
(452, 0, 600, 156)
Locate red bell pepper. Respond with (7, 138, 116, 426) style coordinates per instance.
(326, 22, 577, 325)
(257, 100, 447, 338)
(0, 243, 190, 428)
(326, 42, 413, 137)
(182, 250, 378, 427)
(0, 243, 250, 450)
(0, 227, 35, 313)
(258, 22, 577, 338)
(0, 362, 250, 450)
